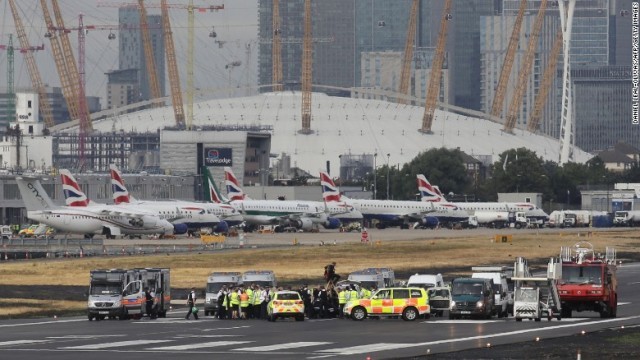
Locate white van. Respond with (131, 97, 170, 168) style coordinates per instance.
(406, 273, 444, 289)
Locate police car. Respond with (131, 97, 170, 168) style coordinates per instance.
(343, 287, 430, 321)
(267, 290, 305, 322)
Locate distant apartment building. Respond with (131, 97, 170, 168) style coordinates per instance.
(118, 6, 165, 101)
(572, 66, 638, 153)
(106, 69, 140, 109)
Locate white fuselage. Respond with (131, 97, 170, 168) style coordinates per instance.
(27, 209, 174, 235)
(434, 202, 548, 220)
(123, 200, 239, 228)
(342, 199, 470, 223)
(229, 199, 361, 226)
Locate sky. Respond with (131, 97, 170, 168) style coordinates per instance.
(0, 0, 259, 106)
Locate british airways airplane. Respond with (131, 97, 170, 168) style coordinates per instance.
(319, 171, 470, 229)
(108, 164, 242, 233)
(219, 167, 361, 232)
(16, 176, 175, 238)
(417, 174, 549, 225)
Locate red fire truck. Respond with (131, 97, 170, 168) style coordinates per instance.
(557, 241, 617, 318)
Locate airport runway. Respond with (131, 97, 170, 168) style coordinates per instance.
(1, 262, 638, 360)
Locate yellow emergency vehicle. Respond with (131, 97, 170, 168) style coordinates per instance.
(267, 290, 305, 322)
(343, 287, 430, 321)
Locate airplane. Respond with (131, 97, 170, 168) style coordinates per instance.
(108, 164, 242, 233)
(319, 171, 470, 229)
(220, 166, 362, 232)
(16, 176, 176, 239)
(417, 174, 549, 226)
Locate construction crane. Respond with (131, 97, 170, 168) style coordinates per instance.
(420, 0, 452, 133)
(398, 0, 419, 105)
(272, 0, 283, 92)
(527, 30, 563, 132)
(8, 0, 55, 128)
(161, 0, 186, 128)
(504, 0, 548, 133)
(50, 0, 89, 129)
(41, 0, 78, 121)
(138, 0, 163, 104)
(1, 35, 15, 123)
(300, 0, 312, 134)
(489, 0, 527, 120)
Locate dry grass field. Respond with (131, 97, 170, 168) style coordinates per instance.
(1, 229, 639, 318)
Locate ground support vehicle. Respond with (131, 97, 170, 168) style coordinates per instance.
(267, 290, 305, 321)
(427, 286, 451, 317)
(407, 273, 444, 290)
(613, 210, 640, 226)
(471, 266, 513, 317)
(1, 225, 11, 240)
(87, 269, 137, 321)
(511, 257, 562, 322)
(344, 287, 430, 321)
(449, 278, 495, 319)
(348, 268, 395, 290)
(242, 270, 277, 289)
(204, 272, 242, 316)
(557, 241, 617, 318)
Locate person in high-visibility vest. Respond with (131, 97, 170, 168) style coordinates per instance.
(239, 289, 249, 319)
(229, 287, 240, 319)
(338, 287, 347, 318)
(246, 286, 254, 319)
(349, 286, 359, 303)
(360, 286, 371, 299)
(253, 285, 263, 319)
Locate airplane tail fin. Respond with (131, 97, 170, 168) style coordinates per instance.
(60, 169, 90, 207)
(224, 166, 247, 201)
(319, 171, 342, 202)
(109, 164, 132, 204)
(15, 177, 57, 211)
(202, 166, 228, 203)
(417, 174, 446, 202)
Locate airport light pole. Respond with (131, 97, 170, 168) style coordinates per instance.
(373, 152, 378, 200)
(386, 153, 390, 200)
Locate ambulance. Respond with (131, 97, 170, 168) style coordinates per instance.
(343, 287, 430, 321)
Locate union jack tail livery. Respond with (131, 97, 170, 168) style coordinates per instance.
(417, 174, 447, 202)
(223, 167, 246, 201)
(319, 171, 342, 202)
(109, 164, 131, 205)
(60, 169, 90, 207)
(202, 166, 228, 203)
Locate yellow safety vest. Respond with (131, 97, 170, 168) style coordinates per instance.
(246, 289, 254, 304)
(253, 290, 262, 306)
(230, 291, 239, 305)
(338, 290, 346, 305)
(350, 290, 358, 301)
(240, 292, 249, 307)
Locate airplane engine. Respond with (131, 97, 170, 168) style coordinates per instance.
(421, 216, 439, 228)
(322, 217, 341, 229)
(214, 220, 229, 234)
(173, 223, 188, 235)
(295, 218, 315, 231)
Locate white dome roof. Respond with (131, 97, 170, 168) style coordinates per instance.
(91, 92, 592, 175)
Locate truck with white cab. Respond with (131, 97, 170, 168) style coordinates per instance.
(204, 272, 243, 316)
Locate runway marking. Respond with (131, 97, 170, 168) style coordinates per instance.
(147, 340, 252, 351)
(0, 340, 50, 347)
(317, 343, 418, 355)
(202, 325, 251, 331)
(233, 342, 332, 352)
(60, 340, 167, 350)
(0, 319, 85, 328)
(175, 335, 239, 338)
(47, 335, 125, 339)
(619, 302, 631, 305)
(427, 320, 499, 324)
